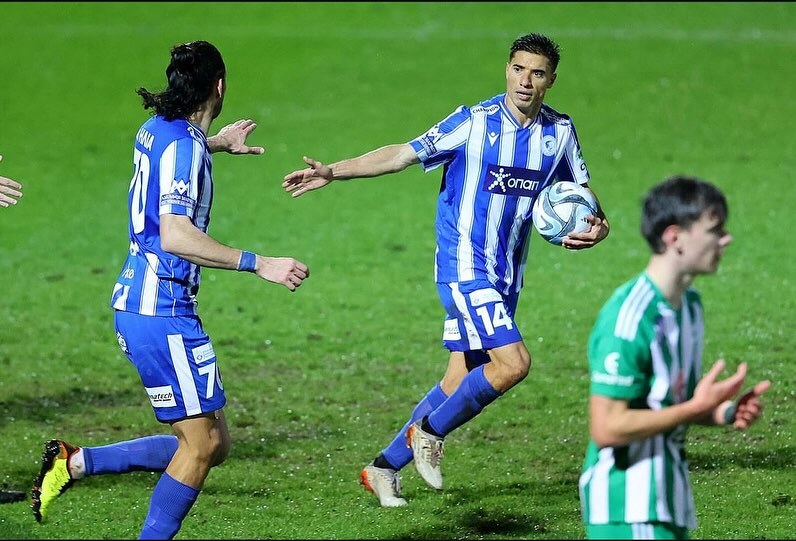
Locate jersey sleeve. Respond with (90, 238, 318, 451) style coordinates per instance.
(158, 136, 206, 218)
(408, 105, 471, 172)
(552, 121, 590, 185)
(588, 321, 650, 400)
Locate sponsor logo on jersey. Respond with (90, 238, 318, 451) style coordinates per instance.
(469, 288, 503, 307)
(443, 318, 461, 341)
(487, 131, 499, 146)
(591, 352, 634, 386)
(483, 164, 546, 197)
(170, 179, 189, 195)
(192, 342, 216, 364)
(470, 104, 500, 115)
(418, 124, 443, 156)
(161, 193, 194, 208)
(145, 385, 177, 408)
(604, 352, 620, 375)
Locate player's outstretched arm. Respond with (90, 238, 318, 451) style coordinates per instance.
(590, 360, 748, 448)
(282, 144, 419, 198)
(207, 119, 265, 155)
(0, 155, 23, 208)
(160, 214, 308, 291)
(254, 256, 309, 292)
(282, 156, 335, 197)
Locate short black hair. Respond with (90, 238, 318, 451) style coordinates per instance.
(641, 175, 728, 254)
(510, 33, 561, 72)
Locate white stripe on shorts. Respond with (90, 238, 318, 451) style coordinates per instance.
(450, 282, 483, 350)
(167, 333, 201, 416)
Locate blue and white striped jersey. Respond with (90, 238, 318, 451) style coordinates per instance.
(409, 93, 590, 294)
(110, 115, 214, 316)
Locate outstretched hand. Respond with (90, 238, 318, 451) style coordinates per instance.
(208, 119, 265, 155)
(0, 155, 23, 208)
(692, 359, 747, 417)
(256, 256, 310, 292)
(732, 379, 772, 430)
(282, 156, 334, 198)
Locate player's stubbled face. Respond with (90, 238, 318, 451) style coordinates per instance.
(505, 51, 555, 115)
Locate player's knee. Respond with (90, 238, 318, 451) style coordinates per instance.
(181, 432, 229, 468)
(504, 348, 531, 384)
(209, 432, 232, 467)
(507, 363, 529, 385)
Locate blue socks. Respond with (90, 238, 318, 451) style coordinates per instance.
(379, 384, 448, 470)
(427, 364, 501, 436)
(83, 435, 178, 475)
(138, 472, 199, 540)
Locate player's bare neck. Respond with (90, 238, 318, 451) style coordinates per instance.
(646, 259, 689, 309)
(188, 108, 213, 135)
(516, 106, 541, 128)
(503, 96, 539, 128)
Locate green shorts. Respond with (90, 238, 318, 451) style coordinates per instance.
(586, 522, 689, 540)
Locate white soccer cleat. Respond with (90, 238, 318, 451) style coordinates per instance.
(359, 462, 408, 507)
(407, 421, 444, 490)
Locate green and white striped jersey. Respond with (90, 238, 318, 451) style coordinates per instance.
(579, 272, 703, 530)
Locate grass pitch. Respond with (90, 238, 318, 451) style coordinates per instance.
(0, 2, 794, 539)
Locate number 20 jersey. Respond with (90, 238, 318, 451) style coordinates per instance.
(111, 115, 213, 317)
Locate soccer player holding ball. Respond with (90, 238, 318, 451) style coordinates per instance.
(284, 33, 610, 506)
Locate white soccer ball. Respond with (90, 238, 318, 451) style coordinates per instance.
(532, 181, 598, 246)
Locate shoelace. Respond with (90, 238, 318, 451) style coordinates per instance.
(391, 472, 402, 496)
(421, 437, 445, 468)
(375, 468, 402, 497)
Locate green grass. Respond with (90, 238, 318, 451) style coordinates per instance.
(1, 2, 795, 539)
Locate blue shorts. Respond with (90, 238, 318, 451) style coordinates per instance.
(436, 280, 522, 354)
(114, 311, 226, 423)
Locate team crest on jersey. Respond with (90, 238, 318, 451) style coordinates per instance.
(483, 164, 546, 197)
(672, 371, 686, 402)
(541, 135, 556, 156)
(186, 124, 203, 142)
(116, 331, 129, 354)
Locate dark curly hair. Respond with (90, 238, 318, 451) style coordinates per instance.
(136, 40, 226, 121)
